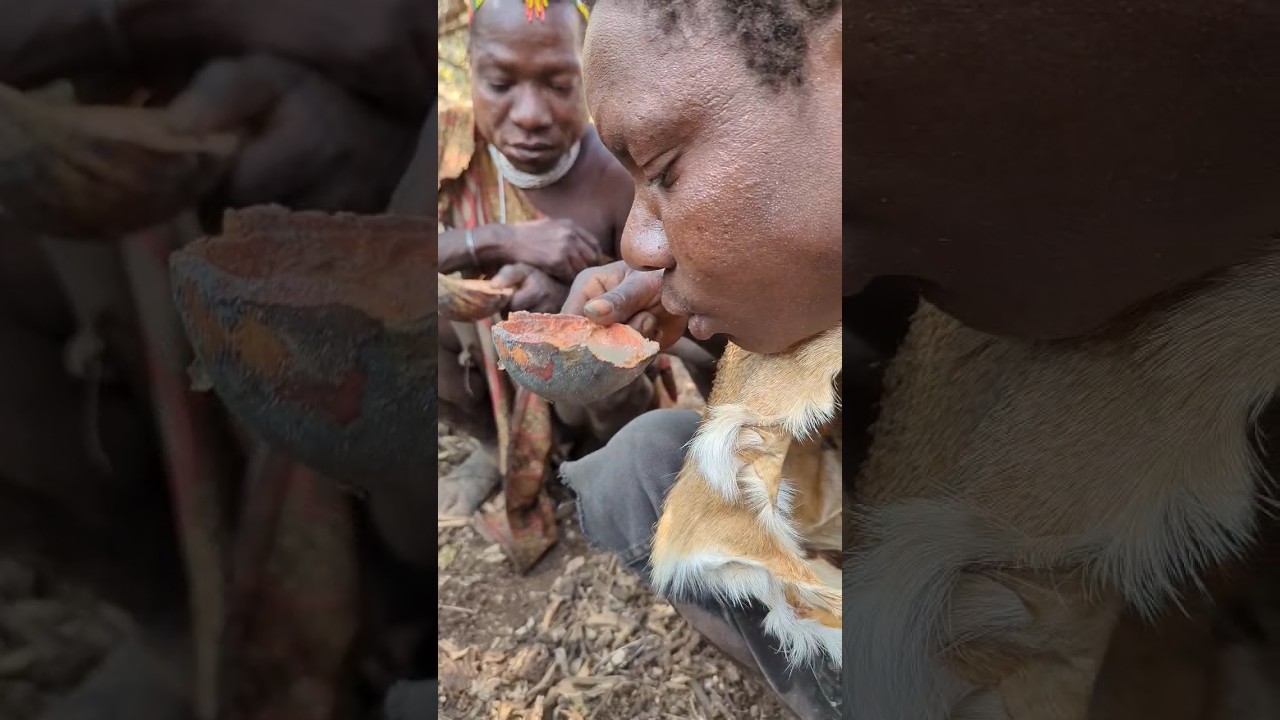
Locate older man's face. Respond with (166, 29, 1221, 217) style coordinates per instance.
(469, 0, 589, 174)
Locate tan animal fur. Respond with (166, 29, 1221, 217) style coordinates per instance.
(847, 244, 1280, 719)
(651, 325, 844, 667)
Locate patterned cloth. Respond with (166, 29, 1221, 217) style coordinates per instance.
(438, 100, 543, 232)
(437, 99, 557, 527)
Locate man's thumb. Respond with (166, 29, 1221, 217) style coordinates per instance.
(583, 271, 661, 325)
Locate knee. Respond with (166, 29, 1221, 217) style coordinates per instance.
(560, 409, 701, 567)
(568, 408, 700, 507)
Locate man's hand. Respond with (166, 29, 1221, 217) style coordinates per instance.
(491, 263, 569, 315)
(496, 218, 602, 285)
(165, 54, 416, 212)
(561, 261, 687, 350)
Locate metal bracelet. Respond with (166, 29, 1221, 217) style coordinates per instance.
(465, 228, 481, 268)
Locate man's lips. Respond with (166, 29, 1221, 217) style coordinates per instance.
(660, 285, 693, 318)
(505, 142, 556, 157)
(661, 283, 725, 340)
(503, 145, 559, 168)
(687, 314, 715, 340)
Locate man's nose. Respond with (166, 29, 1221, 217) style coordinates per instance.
(621, 203, 675, 271)
(508, 87, 552, 132)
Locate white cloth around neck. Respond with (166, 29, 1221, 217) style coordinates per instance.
(487, 139, 582, 190)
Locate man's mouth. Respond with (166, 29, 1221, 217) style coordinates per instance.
(504, 142, 558, 165)
(662, 284, 726, 342)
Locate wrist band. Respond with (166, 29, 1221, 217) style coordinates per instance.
(465, 228, 481, 268)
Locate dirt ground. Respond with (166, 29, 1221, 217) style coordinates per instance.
(436, 424, 790, 720)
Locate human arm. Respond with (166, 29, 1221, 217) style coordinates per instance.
(438, 219, 601, 283)
(437, 224, 516, 276)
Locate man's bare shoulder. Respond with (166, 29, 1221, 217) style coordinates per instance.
(578, 126, 635, 241)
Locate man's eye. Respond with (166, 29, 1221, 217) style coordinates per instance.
(647, 155, 680, 191)
(546, 77, 575, 94)
(488, 81, 512, 92)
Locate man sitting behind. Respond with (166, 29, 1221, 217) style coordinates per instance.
(436, 0, 635, 516)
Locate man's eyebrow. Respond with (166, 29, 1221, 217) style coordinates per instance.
(596, 119, 634, 167)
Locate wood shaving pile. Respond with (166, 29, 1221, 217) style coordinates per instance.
(437, 424, 789, 719)
(0, 557, 131, 719)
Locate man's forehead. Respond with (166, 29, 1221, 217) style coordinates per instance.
(472, 1, 585, 59)
(583, 20, 659, 149)
(583, 5, 681, 102)
(583, 0, 671, 66)
(584, 6, 733, 144)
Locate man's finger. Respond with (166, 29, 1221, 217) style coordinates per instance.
(490, 263, 531, 288)
(225, 118, 325, 207)
(626, 311, 659, 339)
(582, 271, 662, 326)
(561, 262, 631, 315)
(574, 228, 602, 257)
(561, 274, 602, 315)
(510, 283, 542, 311)
(167, 55, 300, 134)
(568, 251, 591, 277)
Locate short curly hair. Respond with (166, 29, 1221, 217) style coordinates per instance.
(588, 0, 839, 87)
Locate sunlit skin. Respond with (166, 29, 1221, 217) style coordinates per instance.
(459, 0, 631, 256)
(850, 0, 1280, 340)
(437, 0, 636, 518)
(582, 3, 843, 355)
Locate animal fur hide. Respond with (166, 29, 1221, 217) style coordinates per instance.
(650, 325, 844, 667)
(847, 244, 1280, 719)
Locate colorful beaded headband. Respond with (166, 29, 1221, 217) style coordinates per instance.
(471, 0, 590, 23)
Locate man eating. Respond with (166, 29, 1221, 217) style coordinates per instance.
(559, 0, 844, 717)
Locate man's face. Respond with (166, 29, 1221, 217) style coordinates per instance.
(470, 1, 590, 174)
(584, 3, 843, 355)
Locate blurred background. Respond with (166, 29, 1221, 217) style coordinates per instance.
(0, 0, 435, 718)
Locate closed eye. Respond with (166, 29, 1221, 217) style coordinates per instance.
(647, 153, 681, 191)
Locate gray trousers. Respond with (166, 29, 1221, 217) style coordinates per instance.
(559, 409, 842, 720)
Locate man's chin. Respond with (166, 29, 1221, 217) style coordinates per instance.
(731, 336, 787, 355)
(734, 329, 830, 356)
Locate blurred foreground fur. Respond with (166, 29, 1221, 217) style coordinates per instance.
(847, 244, 1280, 719)
(651, 326, 844, 667)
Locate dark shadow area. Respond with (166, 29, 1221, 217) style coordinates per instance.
(0, 1, 438, 717)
